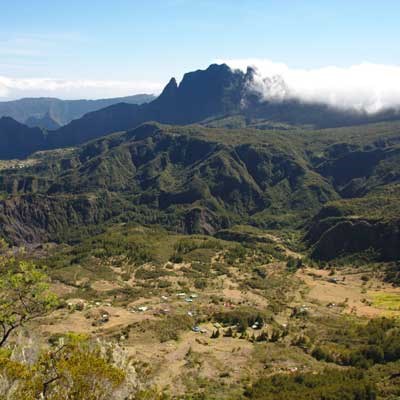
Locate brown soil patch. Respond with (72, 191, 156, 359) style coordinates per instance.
(297, 267, 400, 318)
(50, 282, 76, 297)
(41, 304, 157, 336)
(91, 280, 122, 291)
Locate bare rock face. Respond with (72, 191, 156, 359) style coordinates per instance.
(0, 193, 118, 243)
(307, 214, 400, 261)
(182, 207, 225, 235)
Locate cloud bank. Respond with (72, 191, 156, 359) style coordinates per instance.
(0, 76, 163, 100)
(221, 59, 400, 113)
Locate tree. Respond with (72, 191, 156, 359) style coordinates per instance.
(0, 244, 131, 399)
(211, 329, 220, 339)
(1, 334, 127, 400)
(270, 329, 281, 342)
(237, 317, 248, 333)
(0, 255, 58, 347)
(224, 327, 233, 337)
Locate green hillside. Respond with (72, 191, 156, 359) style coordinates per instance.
(1, 120, 399, 262)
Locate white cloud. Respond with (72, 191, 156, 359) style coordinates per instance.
(0, 33, 164, 99)
(220, 58, 400, 113)
(0, 76, 163, 100)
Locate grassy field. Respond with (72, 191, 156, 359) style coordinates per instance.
(371, 292, 400, 311)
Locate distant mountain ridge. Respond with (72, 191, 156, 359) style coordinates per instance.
(25, 113, 61, 130)
(2, 63, 400, 159)
(0, 94, 155, 127)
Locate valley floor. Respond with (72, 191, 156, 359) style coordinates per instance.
(23, 225, 400, 398)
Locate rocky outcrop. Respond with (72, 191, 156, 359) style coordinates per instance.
(307, 214, 400, 261)
(0, 193, 122, 243)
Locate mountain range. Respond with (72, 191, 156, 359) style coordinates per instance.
(2, 64, 400, 160)
(0, 63, 399, 263)
(0, 94, 155, 129)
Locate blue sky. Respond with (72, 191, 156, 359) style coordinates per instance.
(1, 0, 400, 99)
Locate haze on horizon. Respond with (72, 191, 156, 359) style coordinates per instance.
(1, 0, 400, 113)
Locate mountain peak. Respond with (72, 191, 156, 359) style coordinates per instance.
(154, 78, 179, 107)
(161, 77, 178, 95)
(206, 63, 231, 72)
(180, 63, 237, 88)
